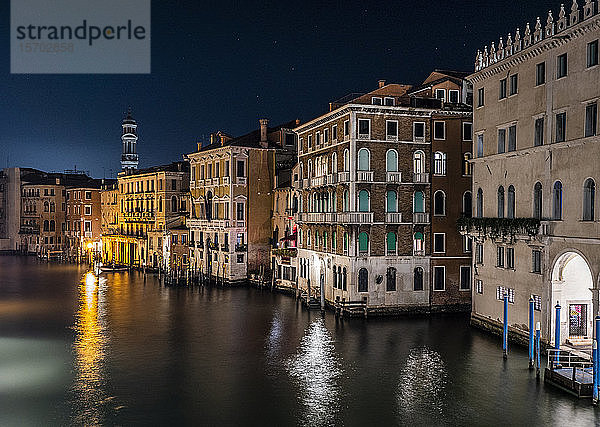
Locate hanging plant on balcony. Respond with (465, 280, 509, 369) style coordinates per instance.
(457, 217, 540, 238)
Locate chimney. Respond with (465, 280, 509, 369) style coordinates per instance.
(329, 102, 334, 112)
(210, 134, 215, 144)
(378, 79, 386, 88)
(220, 134, 226, 145)
(197, 142, 201, 151)
(259, 119, 269, 148)
(295, 118, 301, 126)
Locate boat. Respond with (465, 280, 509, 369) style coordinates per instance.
(99, 263, 128, 272)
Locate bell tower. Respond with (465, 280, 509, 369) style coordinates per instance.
(121, 107, 139, 172)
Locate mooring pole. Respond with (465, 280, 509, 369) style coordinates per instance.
(555, 302, 561, 365)
(535, 322, 541, 378)
(594, 315, 600, 405)
(503, 295, 508, 359)
(529, 296, 534, 369)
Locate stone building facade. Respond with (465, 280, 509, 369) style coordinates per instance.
(294, 74, 472, 313)
(65, 184, 103, 262)
(468, 0, 600, 345)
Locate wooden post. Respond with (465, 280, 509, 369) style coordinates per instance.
(503, 295, 508, 359)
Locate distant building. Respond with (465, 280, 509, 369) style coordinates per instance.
(65, 182, 104, 262)
(186, 119, 298, 285)
(0, 168, 24, 252)
(468, 1, 600, 345)
(101, 162, 189, 269)
(294, 73, 472, 313)
(121, 108, 139, 172)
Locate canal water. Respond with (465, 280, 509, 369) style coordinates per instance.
(0, 256, 597, 426)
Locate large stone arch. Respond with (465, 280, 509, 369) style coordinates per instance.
(550, 249, 594, 346)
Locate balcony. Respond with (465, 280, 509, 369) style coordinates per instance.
(356, 171, 374, 182)
(386, 212, 403, 223)
(235, 244, 247, 252)
(84, 231, 92, 238)
(357, 133, 370, 140)
(222, 176, 230, 185)
(413, 212, 430, 223)
(19, 224, 40, 235)
(311, 176, 327, 187)
(327, 173, 338, 184)
(338, 172, 350, 183)
(272, 247, 297, 257)
(221, 244, 230, 252)
(303, 178, 310, 188)
(457, 217, 541, 239)
(413, 249, 425, 257)
(413, 173, 429, 184)
(296, 212, 337, 223)
(386, 135, 398, 142)
(386, 172, 402, 183)
(297, 179, 303, 189)
(337, 212, 373, 224)
(236, 177, 247, 185)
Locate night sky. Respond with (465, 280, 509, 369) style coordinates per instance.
(1, 0, 560, 178)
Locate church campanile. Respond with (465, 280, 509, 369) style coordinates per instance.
(121, 107, 139, 172)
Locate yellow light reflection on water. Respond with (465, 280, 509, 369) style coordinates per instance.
(73, 270, 108, 424)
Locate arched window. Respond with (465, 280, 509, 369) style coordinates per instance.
(386, 149, 398, 172)
(293, 195, 298, 214)
(358, 268, 368, 292)
(476, 188, 483, 218)
(313, 193, 319, 212)
(358, 232, 369, 254)
(463, 191, 472, 218)
(171, 196, 178, 213)
(358, 148, 370, 171)
(386, 190, 397, 213)
(332, 191, 337, 212)
(533, 182, 542, 219)
(414, 267, 424, 291)
(386, 267, 396, 291)
(413, 191, 424, 213)
(50, 202, 55, 212)
(434, 152, 446, 175)
(333, 265, 338, 289)
(553, 181, 563, 220)
(343, 190, 349, 212)
(343, 232, 349, 252)
(206, 192, 213, 220)
(358, 190, 370, 212)
(497, 186, 505, 218)
(413, 150, 425, 174)
(49, 220, 55, 232)
(507, 185, 515, 219)
(463, 152, 472, 176)
(43, 220, 49, 232)
(342, 267, 347, 290)
(386, 232, 396, 254)
(343, 149, 350, 171)
(413, 232, 424, 254)
(584, 178, 595, 221)
(331, 152, 338, 174)
(44, 201, 49, 212)
(434, 190, 445, 216)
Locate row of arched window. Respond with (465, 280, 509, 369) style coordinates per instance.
(306, 189, 427, 214)
(475, 178, 596, 221)
(352, 267, 424, 292)
(42, 220, 56, 232)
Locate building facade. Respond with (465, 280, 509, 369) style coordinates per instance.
(468, 1, 600, 345)
(65, 184, 103, 262)
(294, 75, 472, 313)
(187, 120, 297, 285)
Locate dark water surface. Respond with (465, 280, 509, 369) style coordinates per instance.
(0, 256, 597, 426)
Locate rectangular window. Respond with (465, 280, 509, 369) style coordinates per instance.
(499, 78, 507, 99)
(555, 112, 566, 142)
(171, 179, 177, 190)
(84, 221, 91, 233)
(237, 254, 244, 263)
(587, 39, 599, 68)
(316, 131, 321, 145)
(324, 128, 329, 143)
(200, 165, 205, 179)
(215, 163, 220, 178)
(464, 236, 472, 253)
(413, 122, 425, 141)
(384, 97, 395, 106)
(435, 89, 445, 102)
(449, 90, 459, 103)
(497, 128, 506, 153)
(508, 125, 516, 151)
(285, 132, 296, 147)
(460, 266, 471, 290)
(509, 74, 518, 95)
(85, 205, 91, 215)
(208, 164, 212, 179)
(237, 160, 245, 177)
(497, 286, 515, 303)
(506, 247, 515, 269)
(236, 203, 244, 221)
(477, 134, 484, 157)
(332, 125, 338, 141)
(534, 117, 544, 146)
(358, 119, 370, 137)
(344, 120, 349, 137)
(477, 87, 485, 107)
(386, 120, 398, 139)
(308, 134, 313, 148)
(433, 233, 445, 253)
(225, 160, 230, 177)
(496, 246, 505, 267)
(463, 122, 473, 141)
(85, 191, 92, 200)
(536, 62, 546, 86)
(434, 121, 445, 140)
(433, 266, 445, 291)
(371, 97, 382, 105)
(557, 53, 568, 79)
(172, 234, 178, 244)
(532, 249, 542, 273)
(585, 102, 597, 137)
(532, 294, 542, 311)
(476, 279, 484, 294)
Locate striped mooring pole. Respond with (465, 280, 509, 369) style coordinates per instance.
(503, 295, 508, 359)
(594, 316, 600, 406)
(555, 302, 561, 365)
(535, 322, 541, 378)
(528, 297, 534, 369)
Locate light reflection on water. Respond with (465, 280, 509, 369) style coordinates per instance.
(71, 271, 110, 425)
(287, 317, 342, 427)
(397, 346, 448, 422)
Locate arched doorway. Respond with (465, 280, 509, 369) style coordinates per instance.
(551, 251, 593, 345)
